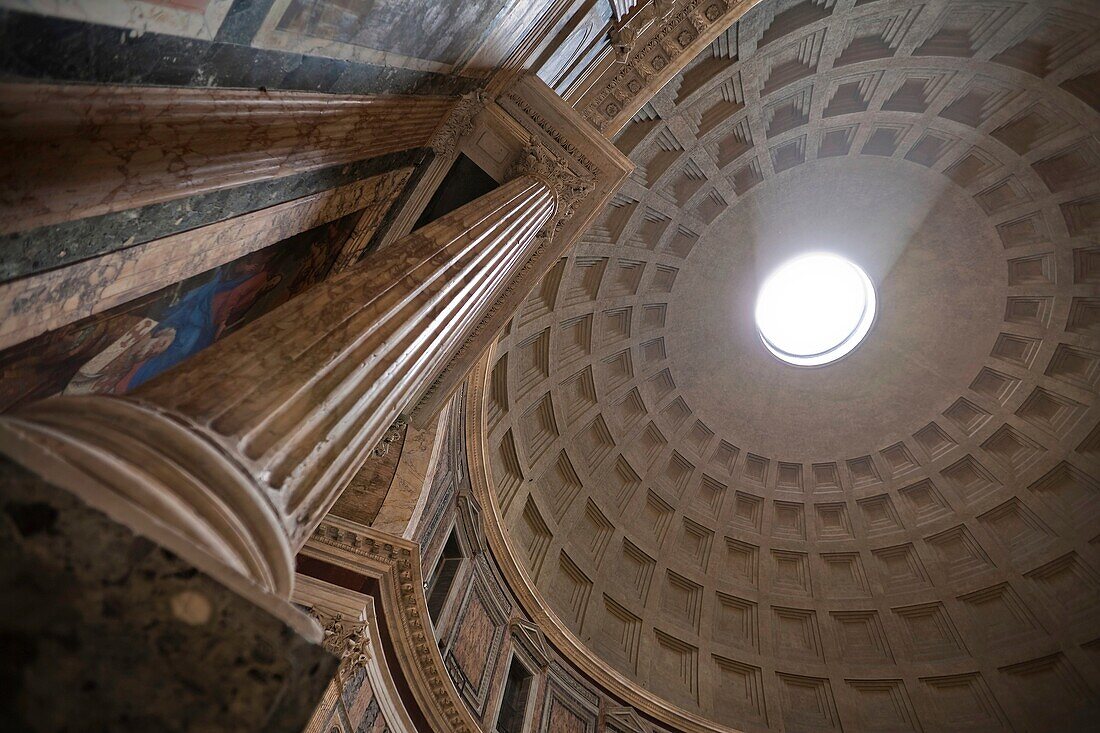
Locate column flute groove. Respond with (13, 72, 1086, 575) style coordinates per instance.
(0, 173, 557, 607)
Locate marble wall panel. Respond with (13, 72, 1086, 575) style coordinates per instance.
(546, 696, 590, 733)
(0, 82, 448, 233)
(0, 169, 411, 351)
(0, 7, 481, 95)
(265, 0, 512, 70)
(450, 590, 497, 690)
(0, 0, 236, 40)
(3, 148, 422, 283)
(0, 204, 364, 411)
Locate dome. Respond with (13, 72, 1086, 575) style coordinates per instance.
(477, 0, 1100, 729)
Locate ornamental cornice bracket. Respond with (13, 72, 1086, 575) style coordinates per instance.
(509, 137, 596, 235)
(609, 0, 679, 61)
(604, 706, 651, 733)
(608, 23, 641, 61)
(510, 618, 551, 670)
(429, 91, 486, 157)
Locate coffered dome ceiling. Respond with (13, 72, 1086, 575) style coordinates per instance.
(477, 0, 1100, 729)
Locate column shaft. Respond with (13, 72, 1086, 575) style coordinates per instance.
(0, 175, 556, 599)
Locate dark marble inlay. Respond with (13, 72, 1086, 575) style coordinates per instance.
(0, 454, 338, 733)
(359, 148, 437, 257)
(0, 9, 484, 96)
(215, 0, 279, 45)
(2, 148, 430, 283)
(275, 0, 510, 67)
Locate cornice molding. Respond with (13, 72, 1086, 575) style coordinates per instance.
(462, 348, 746, 733)
(580, 0, 766, 136)
(305, 517, 485, 733)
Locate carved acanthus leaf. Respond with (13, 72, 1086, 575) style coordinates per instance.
(429, 91, 486, 156)
(309, 607, 371, 670)
(510, 138, 596, 234)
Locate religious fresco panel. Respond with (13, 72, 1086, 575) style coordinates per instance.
(0, 211, 359, 412)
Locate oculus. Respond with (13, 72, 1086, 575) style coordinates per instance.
(755, 252, 876, 367)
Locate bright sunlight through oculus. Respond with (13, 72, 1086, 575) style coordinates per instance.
(754, 253, 876, 367)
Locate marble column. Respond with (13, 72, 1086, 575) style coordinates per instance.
(0, 158, 566, 614)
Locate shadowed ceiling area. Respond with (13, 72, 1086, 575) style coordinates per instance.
(479, 0, 1100, 729)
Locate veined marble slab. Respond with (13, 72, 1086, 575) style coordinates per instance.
(0, 169, 410, 350)
(0, 0, 237, 39)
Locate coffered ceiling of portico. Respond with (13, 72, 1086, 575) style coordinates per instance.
(478, 0, 1100, 730)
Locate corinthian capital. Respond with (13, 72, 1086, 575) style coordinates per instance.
(308, 608, 371, 671)
(429, 91, 486, 156)
(509, 138, 595, 234)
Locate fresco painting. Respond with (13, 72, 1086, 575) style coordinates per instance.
(0, 212, 359, 412)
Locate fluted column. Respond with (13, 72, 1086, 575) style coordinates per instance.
(0, 167, 562, 605)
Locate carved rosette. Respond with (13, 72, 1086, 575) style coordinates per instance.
(309, 608, 372, 671)
(429, 91, 486, 157)
(509, 138, 595, 235)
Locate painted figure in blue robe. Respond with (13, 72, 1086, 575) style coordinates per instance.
(127, 262, 282, 390)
